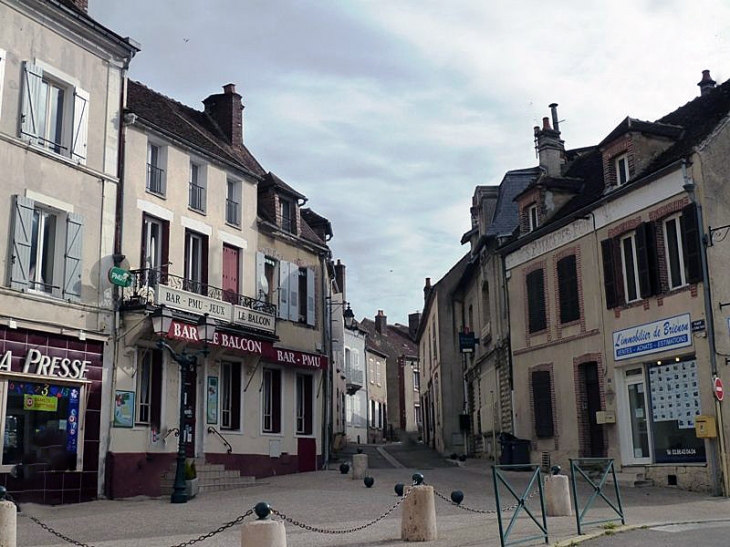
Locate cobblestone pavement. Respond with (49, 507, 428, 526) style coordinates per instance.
(12, 442, 730, 546)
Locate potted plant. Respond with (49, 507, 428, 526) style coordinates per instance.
(184, 459, 199, 499)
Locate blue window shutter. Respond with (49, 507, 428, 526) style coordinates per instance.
(71, 87, 89, 164)
(278, 261, 289, 320)
(20, 62, 43, 143)
(288, 265, 299, 322)
(306, 268, 315, 326)
(10, 195, 34, 291)
(63, 212, 84, 302)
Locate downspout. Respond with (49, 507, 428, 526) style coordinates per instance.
(683, 161, 727, 497)
(321, 253, 331, 468)
(499, 248, 516, 435)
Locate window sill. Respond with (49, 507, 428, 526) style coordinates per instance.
(146, 189, 166, 199)
(188, 206, 206, 215)
(225, 221, 242, 230)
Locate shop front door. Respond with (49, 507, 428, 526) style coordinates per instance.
(620, 366, 651, 465)
(182, 362, 197, 458)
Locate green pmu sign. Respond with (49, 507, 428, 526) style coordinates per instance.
(108, 267, 132, 287)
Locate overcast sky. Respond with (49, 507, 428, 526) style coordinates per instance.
(91, 1, 730, 325)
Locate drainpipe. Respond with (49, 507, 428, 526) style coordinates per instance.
(682, 161, 727, 497)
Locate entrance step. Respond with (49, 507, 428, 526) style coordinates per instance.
(161, 460, 257, 495)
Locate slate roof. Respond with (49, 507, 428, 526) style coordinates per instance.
(485, 167, 541, 239)
(599, 116, 684, 148)
(359, 317, 417, 362)
(126, 80, 266, 177)
(260, 172, 306, 200)
(301, 208, 334, 241)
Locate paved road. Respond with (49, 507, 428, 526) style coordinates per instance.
(581, 521, 730, 546)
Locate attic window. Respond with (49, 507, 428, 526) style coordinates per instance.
(280, 197, 294, 233)
(528, 203, 539, 232)
(615, 154, 629, 186)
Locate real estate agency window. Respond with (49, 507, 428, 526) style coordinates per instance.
(2, 379, 84, 470)
(136, 348, 162, 429)
(20, 61, 89, 164)
(296, 373, 313, 435)
(184, 230, 208, 294)
(526, 268, 546, 333)
(262, 368, 282, 434)
(10, 195, 83, 302)
(557, 255, 580, 323)
(221, 361, 241, 430)
(531, 370, 554, 438)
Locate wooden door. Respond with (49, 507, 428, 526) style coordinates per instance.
(222, 244, 240, 304)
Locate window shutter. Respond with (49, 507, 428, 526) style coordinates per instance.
(557, 255, 579, 323)
(256, 251, 266, 301)
(278, 261, 290, 319)
(306, 268, 315, 326)
(601, 238, 619, 309)
(288, 265, 299, 322)
(151, 349, 163, 431)
(532, 370, 554, 438)
(10, 195, 35, 291)
(71, 87, 89, 164)
(526, 269, 546, 333)
(636, 222, 659, 298)
(0, 49, 6, 123)
(21, 62, 43, 143)
(681, 203, 702, 284)
(63, 212, 84, 302)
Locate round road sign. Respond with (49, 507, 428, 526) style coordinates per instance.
(714, 376, 724, 401)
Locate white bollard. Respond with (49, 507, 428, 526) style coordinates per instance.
(352, 453, 368, 480)
(545, 474, 572, 517)
(401, 485, 437, 541)
(0, 499, 17, 547)
(241, 519, 286, 547)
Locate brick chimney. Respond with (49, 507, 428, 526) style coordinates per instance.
(534, 104, 565, 177)
(375, 310, 387, 334)
(408, 312, 421, 340)
(424, 277, 432, 302)
(68, 0, 88, 12)
(203, 84, 244, 145)
(334, 260, 346, 300)
(698, 69, 717, 96)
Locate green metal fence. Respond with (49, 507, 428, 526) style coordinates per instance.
(492, 464, 548, 547)
(569, 458, 625, 535)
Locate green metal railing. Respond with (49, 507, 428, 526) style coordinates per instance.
(569, 458, 625, 535)
(492, 464, 548, 547)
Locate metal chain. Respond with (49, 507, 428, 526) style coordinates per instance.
(431, 484, 540, 514)
(21, 507, 255, 547)
(271, 488, 411, 534)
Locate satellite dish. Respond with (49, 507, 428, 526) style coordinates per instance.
(259, 275, 269, 295)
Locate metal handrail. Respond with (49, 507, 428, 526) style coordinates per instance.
(162, 427, 179, 442)
(207, 426, 233, 454)
(121, 268, 276, 316)
(146, 164, 165, 194)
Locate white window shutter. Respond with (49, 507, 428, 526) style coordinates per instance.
(288, 265, 299, 322)
(256, 252, 266, 301)
(278, 261, 290, 320)
(20, 62, 43, 143)
(71, 87, 89, 164)
(63, 213, 84, 302)
(10, 195, 35, 291)
(0, 49, 6, 123)
(306, 268, 315, 326)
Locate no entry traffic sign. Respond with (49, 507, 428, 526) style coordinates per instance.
(714, 376, 724, 401)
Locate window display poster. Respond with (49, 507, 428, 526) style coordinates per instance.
(649, 360, 705, 463)
(207, 376, 218, 424)
(114, 390, 135, 428)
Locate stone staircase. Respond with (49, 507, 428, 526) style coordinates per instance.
(161, 458, 258, 496)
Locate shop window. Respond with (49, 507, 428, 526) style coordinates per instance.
(10, 195, 83, 302)
(221, 361, 241, 431)
(557, 254, 580, 323)
(136, 348, 162, 428)
(526, 269, 546, 333)
(532, 370, 554, 438)
(262, 368, 281, 434)
(20, 61, 89, 164)
(2, 380, 81, 470)
(296, 373, 313, 435)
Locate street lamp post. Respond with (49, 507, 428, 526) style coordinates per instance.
(151, 307, 216, 504)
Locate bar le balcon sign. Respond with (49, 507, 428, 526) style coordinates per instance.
(157, 285, 275, 334)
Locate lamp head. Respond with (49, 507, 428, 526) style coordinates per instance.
(196, 313, 217, 345)
(151, 307, 173, 337)
(343, 304, 355, 328)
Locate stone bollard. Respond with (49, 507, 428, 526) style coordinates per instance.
(241, 502, 286, 547)
(545, 474, 572, 517)
(352, 453, 368, 480)
(401, 485, 437, 541)
(0, 486, 16, 547)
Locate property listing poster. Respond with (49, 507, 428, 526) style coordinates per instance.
(649, 360, 700, 429)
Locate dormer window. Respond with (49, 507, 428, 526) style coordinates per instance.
(615, 154, 629, 185)
(528, 203, 539, 232)
(280, 197, 294, 233)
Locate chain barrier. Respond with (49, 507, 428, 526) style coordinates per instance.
(271, 487, 411, 535)
(19, 507, 255, 547)
(429, 483, 540, 515)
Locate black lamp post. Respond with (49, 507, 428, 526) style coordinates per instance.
(151, 307, 216, 504)
(343, 304, 355, 329)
